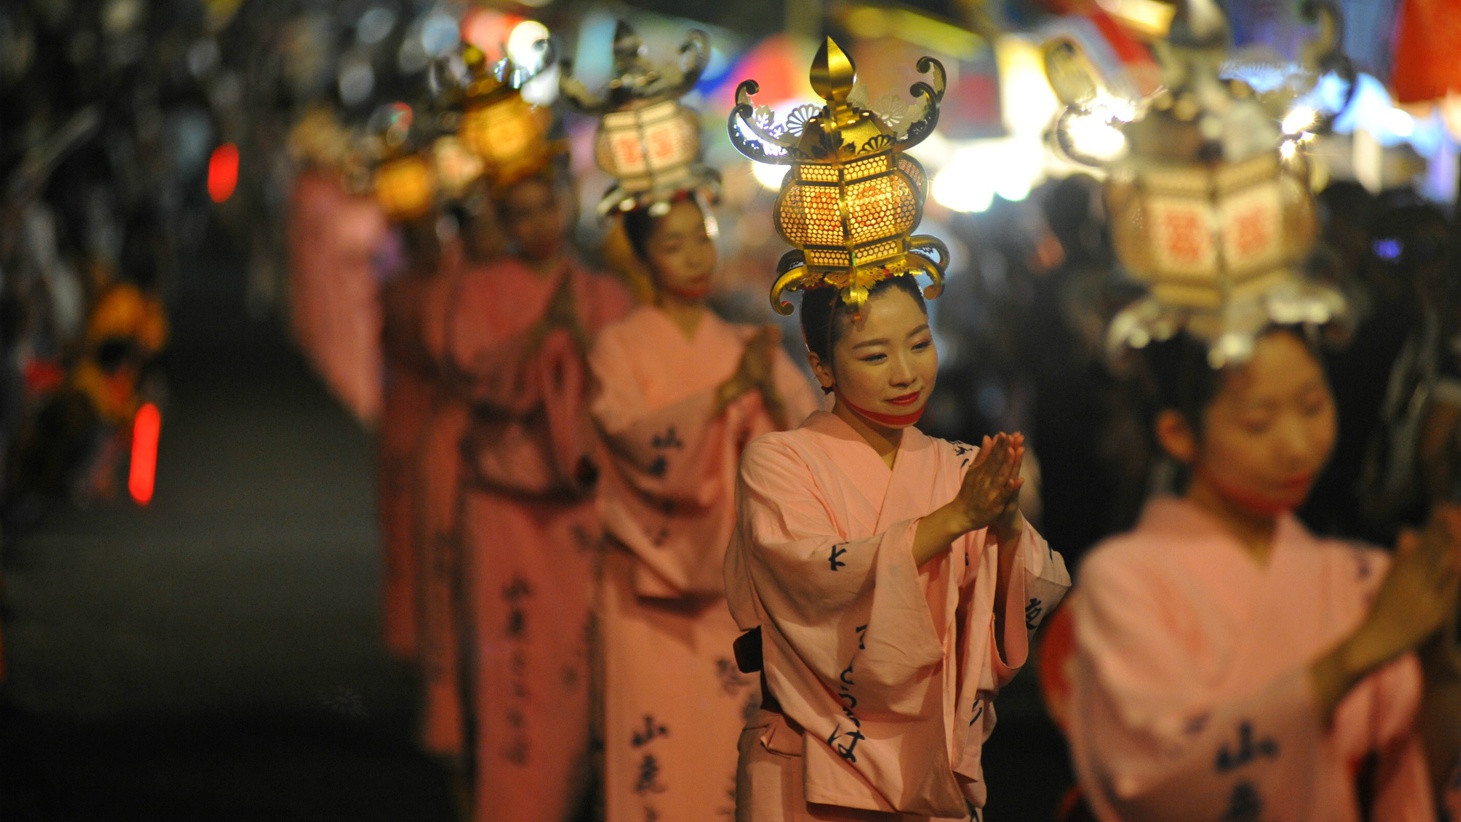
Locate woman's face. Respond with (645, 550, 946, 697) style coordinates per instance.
(644, 200, 716, 302)
(500, 178, 565, 261)
(1177, 331, 1337, 515)
(812, 285, 937, 427)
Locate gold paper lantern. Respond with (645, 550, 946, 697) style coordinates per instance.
(374, 152, 437, 221)
(560, 22, 718, 216)
(1045, 0, 1345, 364)
(454, 45, 558, 191)
(729, 38, 947, 316)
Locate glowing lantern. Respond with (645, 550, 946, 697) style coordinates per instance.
(370, 103, 438, 222)
(560, 21, 718, 216)
(374, 152, 436, 221)
(1046, 0, 1345, 364)
(454, 44, 558, 191)
(729, 37, 947, 315)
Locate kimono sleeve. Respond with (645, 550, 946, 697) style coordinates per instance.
(735, 436, 945, 717)
(588, 328, 726, 499)
(979, 521, 1070, 683)
(1069, 553, 1331, 821)
(441, 270, 574, 415)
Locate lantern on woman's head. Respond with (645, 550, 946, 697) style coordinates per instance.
(371, 103, 438, 222)
(1046, 0, 1348, 366)
(453, 42, 561, 192)
(729, 37, 948, 317)
(560, 21, 719, 217)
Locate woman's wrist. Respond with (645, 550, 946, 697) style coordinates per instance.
(1310, 636, 1367, 721)
(716, 374, 747, 410)
(930, 504, 974, 542)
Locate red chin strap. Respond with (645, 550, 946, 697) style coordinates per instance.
(1196, 467, 1299, 518)
(661, 283, 711, 302)
(835, 389, 924, 427)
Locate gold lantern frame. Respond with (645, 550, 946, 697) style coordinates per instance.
(560, 21, 720, 217)
(450, 42, 563, 192)
(729, 38, 948, 316)
(1043, 0, 1349, 365)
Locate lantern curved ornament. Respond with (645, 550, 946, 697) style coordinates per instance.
(729, 81, 799, 165)
(560, 22, 710, 115)
(899, 57, 946, 147)
(1294, 0, 1358, 134)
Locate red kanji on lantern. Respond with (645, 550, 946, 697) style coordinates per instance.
(1163, 209, 1206, 265)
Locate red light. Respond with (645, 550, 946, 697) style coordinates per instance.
(129, 402, 161, 505)
(208, 143, 239, 203)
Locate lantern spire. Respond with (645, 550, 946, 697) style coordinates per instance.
(729, 37, 947, 316)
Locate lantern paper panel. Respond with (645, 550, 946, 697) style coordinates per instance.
(375, 154, 437, 221)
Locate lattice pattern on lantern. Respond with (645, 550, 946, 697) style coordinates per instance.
(561, 21, 720, 216)
(729, 37, 949, 316)
(375, 153, 436, 221)
(1043, 0, 1346, 365)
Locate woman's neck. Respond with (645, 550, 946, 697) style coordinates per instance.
(654, 291, 705, 339)
(832, 398, 902, 469)
(525, 252, 564, 278)
(1186, 475, 1278, 565)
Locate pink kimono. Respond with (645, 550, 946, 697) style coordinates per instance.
(1065, 497, 1445, 821)
(285, 169, 387, 426)
(378, 252, 445, 663)
(725, 411, 1071, 820)
(413, 259, 472, 758)
(444, 256, 632, 821)
(589, 305, 821, 821)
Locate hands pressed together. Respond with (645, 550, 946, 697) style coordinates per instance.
(950, 432, 1027, 544)
(913, 432, 1028, 568)
(715, 326, 786, 427)
(1314, 505, 1461, 720)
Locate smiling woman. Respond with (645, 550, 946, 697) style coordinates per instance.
(722, 39, 1070, 821)
(725, 275, 1071, 821)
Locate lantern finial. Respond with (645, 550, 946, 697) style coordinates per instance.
(810, 38, 856, 118)
(729, 38, 947, 317)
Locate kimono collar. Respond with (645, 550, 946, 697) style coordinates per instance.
(1138, 496, 1311, 565)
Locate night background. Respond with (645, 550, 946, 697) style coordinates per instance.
(1, 0, 1457, 819)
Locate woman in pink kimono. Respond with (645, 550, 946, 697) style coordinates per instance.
(589, 197, 820, 820)
(1061, 327, 1461, 821)
(442, 170, 632, 821)
(411, 207, 489, 766)
(378, 216, 457, 665)
(725, 275, 1072, 821)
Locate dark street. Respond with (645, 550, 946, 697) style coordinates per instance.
(0, 243, 458, 821)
